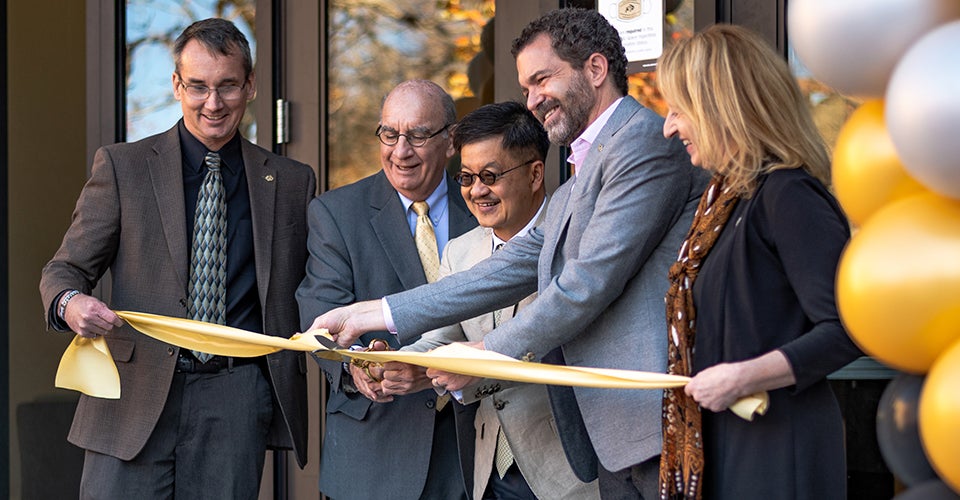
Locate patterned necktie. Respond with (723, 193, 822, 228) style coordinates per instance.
(412, 201, 440, 283)
(414, 201, 447, 409)
(187, 152, 227, 363)
(491, 241, 515, 477)
(495, 426, 514, 478)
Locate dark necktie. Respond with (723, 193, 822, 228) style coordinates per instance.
(187, 152, 227, 363)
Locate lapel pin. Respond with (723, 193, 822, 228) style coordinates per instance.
(597, 143, 604, 152)
(264, 175, 275, 182)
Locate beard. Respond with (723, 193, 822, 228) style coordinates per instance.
(535, 71, 596, 146)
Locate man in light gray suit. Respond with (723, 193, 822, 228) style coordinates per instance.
(295, 80, 477, 499)
(377, 101, 600, 500)
(309, 9, 708, 499)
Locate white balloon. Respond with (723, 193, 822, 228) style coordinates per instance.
(788, 0, 960, 98)
(886, 20, 960, 200)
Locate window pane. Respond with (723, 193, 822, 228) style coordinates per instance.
(125, 0, 256, 143)
(327, 0, 496, 189)
(788, 44, 860, 154)
(627, 0, 694, 116)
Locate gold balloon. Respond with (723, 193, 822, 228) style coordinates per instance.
(837, 192, 960, 373)
(833, 100, 926, 226)
(920, 339, 960, 493)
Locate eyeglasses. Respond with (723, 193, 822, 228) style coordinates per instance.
(177, 75, 247, 101)
(454, 159, 538, 187)
(375, 124, 450, 147)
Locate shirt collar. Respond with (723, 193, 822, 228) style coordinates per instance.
(566, 97, 624, 174)
(492, 197, 546, 250)
(397, 177, 448, 226)
(178, 119, 242, 175)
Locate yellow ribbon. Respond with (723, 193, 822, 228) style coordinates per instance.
(55, 334, 120, 399)
(54, 311, 768, 420)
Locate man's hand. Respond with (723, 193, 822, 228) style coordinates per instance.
(350, 363, 393, 403)
(425, 369, 479, 393)
(381, 362, 433, 396)
(63, 293, 123, 338)
(309, 300, 387, 347)
(425, 340, 485, 391)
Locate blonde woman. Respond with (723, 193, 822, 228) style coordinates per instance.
(656, 24, 862, 499)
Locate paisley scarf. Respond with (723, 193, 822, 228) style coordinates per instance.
(659, 175, 740, 499)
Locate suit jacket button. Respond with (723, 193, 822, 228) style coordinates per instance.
(425, 400, 435, 409)
(494, 399, 507, 410)
(167, 347, 175, 356)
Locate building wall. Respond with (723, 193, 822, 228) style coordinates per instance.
(7, 1, 88, 498)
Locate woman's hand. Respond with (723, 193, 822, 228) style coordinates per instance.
(686, 350, 796, 412)
(684, 362, 745, 412)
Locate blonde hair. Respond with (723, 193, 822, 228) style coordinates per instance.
(657, 24, 830, 195)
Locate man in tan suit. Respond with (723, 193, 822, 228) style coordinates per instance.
(39, 18, 313, 499)
(375, 102, 599, 499)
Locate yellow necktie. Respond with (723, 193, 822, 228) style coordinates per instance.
(414, 201, 448, 410)
(412, 201, 440, 283)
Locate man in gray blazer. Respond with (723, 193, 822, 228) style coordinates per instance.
(295, 80, 477, 499)
(39, 19, 313, 499)
(309, 9, 708, 499)
(380, 101, 600, 500)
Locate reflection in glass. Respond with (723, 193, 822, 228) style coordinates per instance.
(327, 0, 496, 189)
(627, 0, 693, 116)
(789, 43, 860, 154)
(125, 0, 256, 143)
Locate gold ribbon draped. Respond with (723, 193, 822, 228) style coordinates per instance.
(55, 311, 768, 420)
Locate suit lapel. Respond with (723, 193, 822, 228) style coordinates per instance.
(242, 140, 277, 308)
(369, 172, 427, 290)
(579, 96, 641, 176)
(540, 181, 573, 289)
(148, 126, 189, 292)
(469, 228, 497, 332)
(541, 98, 642, 285)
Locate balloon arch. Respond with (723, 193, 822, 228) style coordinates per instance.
(789, 1, 960, 496)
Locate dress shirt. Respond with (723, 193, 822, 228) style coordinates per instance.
(397, 179, 451, 256)
(566, 97, 624, 175)
(491, 198, 546, 250)
(179, 121, 262, 334)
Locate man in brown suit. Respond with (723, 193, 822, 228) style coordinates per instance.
(39, 18, 313, 499)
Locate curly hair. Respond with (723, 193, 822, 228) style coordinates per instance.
(511, 8, 628, 96)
